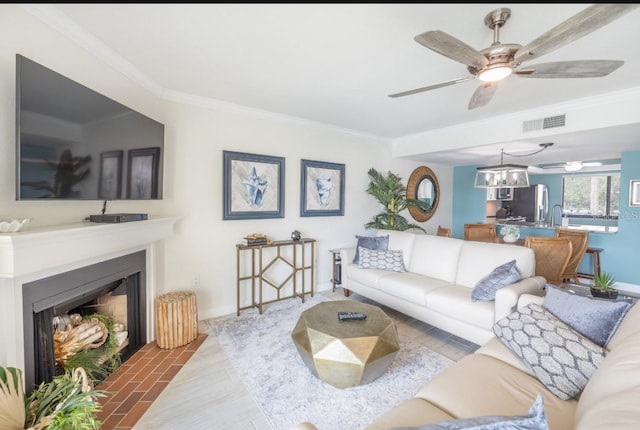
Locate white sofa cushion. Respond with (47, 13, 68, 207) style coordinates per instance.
(455, 242, 535, 288)
(377, 272, 453, 306)
(344, 264, 394, 289)
(424, 285, 495, 330)
(408, 235, 463, 283)
(378, 230, 416, 269)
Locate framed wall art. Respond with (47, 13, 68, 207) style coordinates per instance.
(223, 150, 285, 220)
(127, 147, 160, 199)
(300, 159, 345, 217)
(98, 150, 123, 199)
(630, 179, 640, 207)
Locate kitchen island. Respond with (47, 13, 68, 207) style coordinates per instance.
(485, 216, 618, 234)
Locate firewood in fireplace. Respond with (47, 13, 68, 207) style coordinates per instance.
(53, 317, 108, 364)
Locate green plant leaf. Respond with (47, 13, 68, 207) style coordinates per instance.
(594, 271, 616, 290)
(0, 367, 26, 430)
(365, 168, 425, 233)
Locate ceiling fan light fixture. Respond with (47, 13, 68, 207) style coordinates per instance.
(478, 64, 513, 82)
(565, 161, 583, 172)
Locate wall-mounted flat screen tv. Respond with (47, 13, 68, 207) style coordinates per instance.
(16, 54, 164, 200)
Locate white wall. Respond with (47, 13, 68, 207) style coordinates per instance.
(0, 5, 453, 320)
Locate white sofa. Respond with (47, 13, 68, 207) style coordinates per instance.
(340, 230, 546, 345)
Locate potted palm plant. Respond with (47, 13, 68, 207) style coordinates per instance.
(590, 271, 618, 299)
(364, 168, 429, 232)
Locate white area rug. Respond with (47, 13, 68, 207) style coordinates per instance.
(211, 295, 454, 430)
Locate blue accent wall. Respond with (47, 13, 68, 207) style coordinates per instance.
(452, 165, 487, 239)
(453, 151, 640, 284)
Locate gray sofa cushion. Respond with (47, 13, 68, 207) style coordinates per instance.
(471, 260, 521, 302)
(543, 284, 632, 347)
(353, 235, 389, 264)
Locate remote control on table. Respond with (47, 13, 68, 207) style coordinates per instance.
(338, 311, 367, 321)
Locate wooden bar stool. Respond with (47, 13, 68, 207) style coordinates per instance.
(578, 247, 603, 280)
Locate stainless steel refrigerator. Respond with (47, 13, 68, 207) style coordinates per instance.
(509, 184, 548, 223)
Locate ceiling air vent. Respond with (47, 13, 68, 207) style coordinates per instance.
(522, 114, 566, 132)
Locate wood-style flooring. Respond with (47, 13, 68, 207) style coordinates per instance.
(98, 288, 479, 429)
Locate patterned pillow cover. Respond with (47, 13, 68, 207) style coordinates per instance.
(352, 235, 389, 264)
(358, 247, 405, 272)
(471, 259, 521, 302)
(493, 303, 606, 400)
(390, 394, 548, 430)
(543, 284, 632, 347)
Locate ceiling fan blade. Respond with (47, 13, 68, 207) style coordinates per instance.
(388, 76, 475, 98)
(513, 4, 640, 64)
(514, 60, 624, 78)
(414, 30, 489, 69)
(468, 82, 498, 110)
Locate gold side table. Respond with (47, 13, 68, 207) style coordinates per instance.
(236, 238, 316, 315)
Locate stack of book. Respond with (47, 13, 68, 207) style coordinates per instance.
(242, 234, 269, 246)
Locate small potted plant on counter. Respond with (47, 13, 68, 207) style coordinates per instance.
(590, 271, 618, 299)
(499, 224, 521, 243)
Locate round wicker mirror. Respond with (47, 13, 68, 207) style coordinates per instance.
(407, 166, 440, 222)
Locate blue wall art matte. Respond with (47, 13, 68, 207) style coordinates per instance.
(301, 159, 345, 217)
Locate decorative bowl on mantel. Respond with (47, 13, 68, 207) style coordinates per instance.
(0, 218, 30, 233)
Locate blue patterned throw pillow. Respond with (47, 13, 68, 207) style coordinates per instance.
(390, 394, 548, 429)
(352, 235, 389, 264)
(494, 304, 606, 400)
(471, 260, 521, 302)
(543, 284, 632, 347)
(358, 248, 405, 272)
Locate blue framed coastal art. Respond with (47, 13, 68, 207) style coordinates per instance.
(223, 151, 285, 220)
(300, 159, 345, 217)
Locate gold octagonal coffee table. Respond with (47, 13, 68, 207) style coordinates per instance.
(291, 300, 400, 388)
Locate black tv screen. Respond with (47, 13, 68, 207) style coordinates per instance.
(16, 54, 164, 200)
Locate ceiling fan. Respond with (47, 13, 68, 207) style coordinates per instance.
(537, 160, 608, 172)
(389, 4, 639, 109)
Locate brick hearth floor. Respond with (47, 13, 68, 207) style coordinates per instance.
(95, 333, 208, 429)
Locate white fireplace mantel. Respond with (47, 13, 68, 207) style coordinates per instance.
(0, 216, 179, 370)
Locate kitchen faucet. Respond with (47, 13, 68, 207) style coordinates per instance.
(550, 204, 563, 227)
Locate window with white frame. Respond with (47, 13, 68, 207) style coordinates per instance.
(562, 173, 620, 218)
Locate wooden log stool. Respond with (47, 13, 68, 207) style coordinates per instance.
(155, 290, 198, 349)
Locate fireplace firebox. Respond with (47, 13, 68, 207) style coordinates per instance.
(23, 251, 147, 391)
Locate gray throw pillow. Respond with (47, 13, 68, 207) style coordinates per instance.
(543, 284, 632, 347)
(358, 248, 405, 272)
(352, 235, 389, 264)
(471, 259, 521, 302)
(493, 304, 606, 400)
(390, 394, 548, 430)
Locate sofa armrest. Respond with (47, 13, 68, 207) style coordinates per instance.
(493, 276, 546, 321)
(340, 247, 356, 264)
(517, 293, 545, 309)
